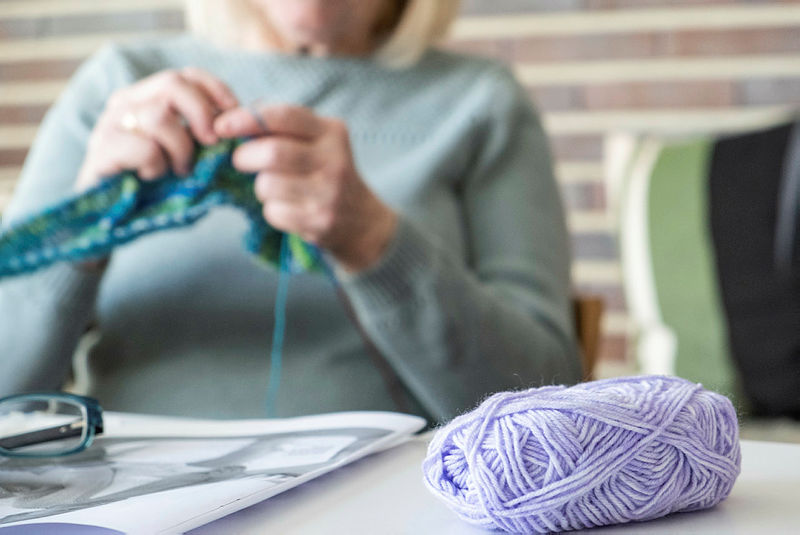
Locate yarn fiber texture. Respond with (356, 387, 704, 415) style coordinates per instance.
(0, 139, 323, 279)
(423, 375, 741, 534)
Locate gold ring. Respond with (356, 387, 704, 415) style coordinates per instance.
(120, 111, 141, 134)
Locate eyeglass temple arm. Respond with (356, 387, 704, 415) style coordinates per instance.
(0, 420, 85, 450)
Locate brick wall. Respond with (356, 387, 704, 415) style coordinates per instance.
(2, 0, 800, 370)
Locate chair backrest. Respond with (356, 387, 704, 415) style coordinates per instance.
(609, 118, 800, 420)
(607, 133, 739, 398)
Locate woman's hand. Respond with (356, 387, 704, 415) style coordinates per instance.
(214, 105, 397, 273)
(76, 68, 239, 191)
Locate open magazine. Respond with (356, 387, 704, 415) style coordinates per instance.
(0, 410, 426, 534)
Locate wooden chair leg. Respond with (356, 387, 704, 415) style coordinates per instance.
(573, 296, 604, 380)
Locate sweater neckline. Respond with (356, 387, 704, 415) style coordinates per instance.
(180, 34, 439, 77)
(188, 35, 391, 71)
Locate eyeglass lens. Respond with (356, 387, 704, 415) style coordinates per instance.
(0, 397, 89, 456)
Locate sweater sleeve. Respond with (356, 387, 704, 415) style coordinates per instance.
(0, 45, 136, 395)
(339, 65, 582, 423)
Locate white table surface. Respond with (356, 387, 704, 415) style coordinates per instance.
(190, 437, 800, 534)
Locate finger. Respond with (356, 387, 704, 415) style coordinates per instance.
(233, 137, 317, 174)
(262, 200, 314, 238)
(156, 74, 220, 145)
(253, 171, 316, 204)
(134, 105, 195, 176)
(179, 67, 239, 111)
(215, 105, 324, 140)
(97, 130, 169, 181)
(131, 72, 217, 145)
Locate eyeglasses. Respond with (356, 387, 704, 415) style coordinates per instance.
(0, 392, 104, 457)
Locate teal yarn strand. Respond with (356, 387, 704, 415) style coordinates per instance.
(265, 234, 291, 417)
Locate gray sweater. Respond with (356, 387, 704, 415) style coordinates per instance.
(0, 36, 581, 423)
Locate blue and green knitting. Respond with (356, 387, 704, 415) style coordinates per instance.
(0, 139, 324, 278)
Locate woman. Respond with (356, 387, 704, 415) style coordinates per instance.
(0, 0, 581, 423)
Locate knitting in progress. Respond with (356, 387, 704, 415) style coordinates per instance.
(0, 139, 323, 279)
(0, 139, 327, 416)
(423, 375, 741, 534)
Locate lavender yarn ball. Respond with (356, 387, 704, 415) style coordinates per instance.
(422, 376, 741, 534)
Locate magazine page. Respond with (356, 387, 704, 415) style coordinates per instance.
(0, 411, 425, 534)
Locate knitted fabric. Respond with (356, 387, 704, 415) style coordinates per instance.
(0, 139, 323, 278)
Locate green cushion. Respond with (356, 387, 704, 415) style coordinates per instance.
(647, 139, 739, 397)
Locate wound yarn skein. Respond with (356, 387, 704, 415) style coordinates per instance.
(422, 375, 741, 534)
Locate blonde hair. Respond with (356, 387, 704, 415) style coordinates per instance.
(184, 0, 462, 68)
